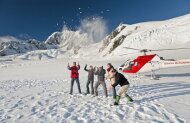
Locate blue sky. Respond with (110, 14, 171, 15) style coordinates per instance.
(0, 0, 190, 41)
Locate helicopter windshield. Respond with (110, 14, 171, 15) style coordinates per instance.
(122, 60, 134, 70)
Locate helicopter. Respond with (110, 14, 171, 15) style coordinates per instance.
(118, 47, 190, 79)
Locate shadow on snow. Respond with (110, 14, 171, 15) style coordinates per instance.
(132, 81, 190, 102)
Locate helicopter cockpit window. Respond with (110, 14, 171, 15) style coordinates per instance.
(129, 61, 134, 65)
(129, 61, 134, 68)
(123, 61, 134, 70)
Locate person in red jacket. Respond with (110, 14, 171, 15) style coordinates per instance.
(68, 62, 81, 95)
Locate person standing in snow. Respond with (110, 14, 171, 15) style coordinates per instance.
(107, 69, 133, 105)
(94, 66, 108, 97)
(68, 62, 81, 95)
(106, 63, 116, 99)
(84, 64, 95, 95)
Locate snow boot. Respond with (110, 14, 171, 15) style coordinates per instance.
(84, 92, 90, 95)
(126, 94, 133, 103)
(114, 95, 121, 105)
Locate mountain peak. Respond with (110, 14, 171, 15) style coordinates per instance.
(0, 36, 20, 43)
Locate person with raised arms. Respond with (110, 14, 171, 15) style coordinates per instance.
(84, 64, 95, 95)
(94, 66, 108, 97)
(68, 62, 81, 95)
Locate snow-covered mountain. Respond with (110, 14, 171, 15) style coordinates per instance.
(99, 14, 190, 59)
(1, 14, 190, 60)
(0, 28, 94, 58)
(45, 28, 93, 54)
(0, 36, 48, 56)
(0, 36, 20, 43)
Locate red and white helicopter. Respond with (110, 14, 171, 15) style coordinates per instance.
(119, 47, 190, 79)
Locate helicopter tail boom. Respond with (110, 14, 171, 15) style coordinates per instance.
(161, 59, 190, 68)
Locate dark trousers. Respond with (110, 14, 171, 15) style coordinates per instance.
(86, 79, 94, 94)
(112, 87, 116, 99)
(70, 78, 81, 94)
(94, 81, 108, 97)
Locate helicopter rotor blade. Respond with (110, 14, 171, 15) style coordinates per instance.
(119, 51, 140, 56)
(122, 47, 190, 56)
(123, 47, 142, 50)
(149, 48, 190, 51)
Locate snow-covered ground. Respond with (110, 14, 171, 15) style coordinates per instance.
(0, 58, 190, 123)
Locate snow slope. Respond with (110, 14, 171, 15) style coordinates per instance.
(0, 59, 190, 123)
(100, 14, 190, 59)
